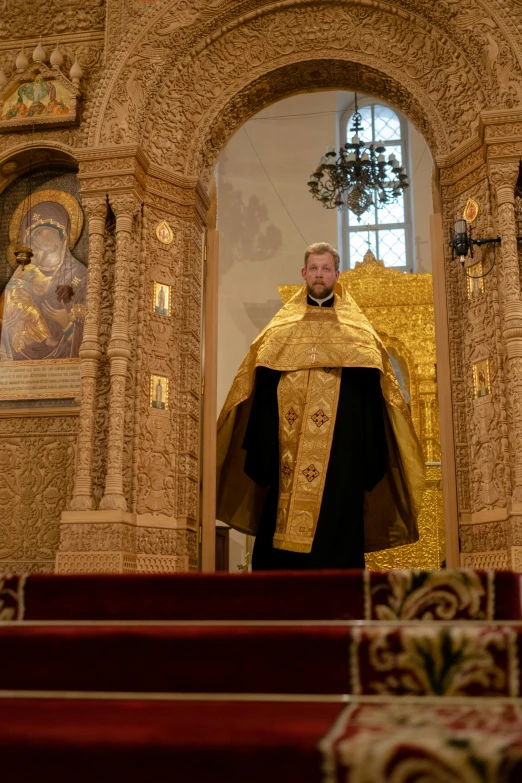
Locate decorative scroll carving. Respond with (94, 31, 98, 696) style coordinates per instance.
(91, 217, 116, 508)
(124, 209, 142, 509)
(59, 522, 136, 553)
(177, 218, 204, 526)
(490, 163, 522, 299)
(0, 416, 78, 574)
(440, 171, 510, 524)
(139, 3, 486, 172)
(135, 205, 177, 518)
(460, 520, 510, 554)
(0, 0, 105, 40)
(134, 198, 203, 529)
(90, 0, 522, 174)
(511, 544, 522, 572)
(55, 508, 137, 574)
(137, 527, 198, 571)
(194, 60, 440, 184)
(466, 216, 510, 516)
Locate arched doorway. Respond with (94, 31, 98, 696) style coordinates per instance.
(61, 1, 522, 574)
(211, 88, 448, 572)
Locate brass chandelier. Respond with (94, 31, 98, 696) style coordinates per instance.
(307, 95, 409, 221)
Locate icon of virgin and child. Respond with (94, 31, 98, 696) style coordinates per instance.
(0, 190, 87, 361)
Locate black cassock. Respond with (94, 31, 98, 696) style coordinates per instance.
(242, 295, 388, 571)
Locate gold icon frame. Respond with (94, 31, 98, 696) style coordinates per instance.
(155, 220, 174, 245)
(473, 359, 491, 399)
(153, 281, 171, 316)
(150, 374, 169, 410)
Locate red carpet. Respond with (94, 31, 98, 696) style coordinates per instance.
(4, 696, 522, 783)
(22, 571, 366, 620)
(4, 568, 521, 620)
(0, 624, 354, 694)
(2, 621, 522, 697)
(0, 698, 342, 783)
(4, 568, 522, 781)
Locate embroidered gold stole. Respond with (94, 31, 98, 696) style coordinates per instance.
(275, 367, 341, 553)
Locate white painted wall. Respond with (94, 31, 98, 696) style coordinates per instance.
(410, 123, 434, 273)
(215, 90, 434, 570)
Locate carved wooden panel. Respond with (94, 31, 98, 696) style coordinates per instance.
(0, 415, 78, 574)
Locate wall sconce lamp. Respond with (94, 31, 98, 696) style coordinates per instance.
(449, 219, 502, 279)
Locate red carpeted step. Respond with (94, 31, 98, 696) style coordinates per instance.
(16, 569, 522, 622)
(4, 621, 522, 697)
(0, 624, 353, 694)
(22, 571, 366, 621)
(5, 696, 522, 783)
(0, 697, 342, 783)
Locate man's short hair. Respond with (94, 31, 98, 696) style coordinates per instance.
(304, 242, 340, 271)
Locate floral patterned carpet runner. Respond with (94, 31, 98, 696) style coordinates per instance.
(0, 575, 25, 620)
(352, 625, 519, 697)
(366, 569, 494, 621)
(321, 702, 522, 783)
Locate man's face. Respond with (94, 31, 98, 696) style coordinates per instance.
(301, 252, 339, 298)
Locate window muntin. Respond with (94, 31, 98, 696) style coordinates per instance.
(342, 102, 412, 271)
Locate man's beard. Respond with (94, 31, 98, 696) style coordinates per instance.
(306, 281, 334, 299)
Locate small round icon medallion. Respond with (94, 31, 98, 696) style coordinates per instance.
(155, 220, 174, 245)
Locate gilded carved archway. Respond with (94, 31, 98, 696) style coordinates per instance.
(89, 0, 522, 170)
(93, 3, 484, 164)
(71, 0, 522, 571)
(2, 0, 522, 572)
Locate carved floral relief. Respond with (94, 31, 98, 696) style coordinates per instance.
(0, 416, 78, 574)
(2, 0, 522, 572)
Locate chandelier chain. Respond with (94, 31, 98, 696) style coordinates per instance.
(307, 94, 409, 221)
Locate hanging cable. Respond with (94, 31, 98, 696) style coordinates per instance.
(242, 127, 309, 247)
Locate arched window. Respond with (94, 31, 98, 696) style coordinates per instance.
(341, 102, 413, 271)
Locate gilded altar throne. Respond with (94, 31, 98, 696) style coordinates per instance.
(280, 249, 445, 570)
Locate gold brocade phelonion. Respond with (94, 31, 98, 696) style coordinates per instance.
(216, 283, 426, 555)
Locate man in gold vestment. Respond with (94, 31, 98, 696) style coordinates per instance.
(217, 242, 425, 570)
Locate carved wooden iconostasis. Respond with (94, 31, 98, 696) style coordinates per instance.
(1, 0, 522, 572)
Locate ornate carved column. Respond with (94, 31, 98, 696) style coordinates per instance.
(99, 193, 141, 511)
(489, 162, 522, 503)
(57, 148, 203, 573)
(70, 196, 107, 511)
(132, 170, 207, 572)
